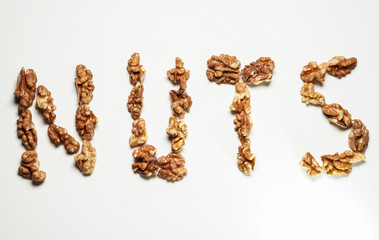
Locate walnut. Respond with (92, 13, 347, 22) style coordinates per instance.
(237, 142, 256, 175)
(349, 119, 369, 152)
(321, 150, 365, 176)
(241, 57, 275, 85)
(129, 118, 148, 147)
(17, 109, 37, 150)
(167, 57, 190, 91)
(300, 82, 326, 106)
(127, 53, 146, 86)
(75, 140, 97, 175)
(300, 61, 328, 83)
(127, 85, 144, 120)
(36, 85, 56, 124)
(322, 103, 352, 128)
(230, 82, 251, 113)
(14, 68, 37, 113)
(299, 152, 322, 177)
(206, 54, 241, 84)
(233, 111, 253, 143)
(75, 104, 98, 141)
(75, 64, 94, 105)
(157, 152, 187, 181)
(327, 56, 357, 78)
(166, 116, 188, 152)
(18, 150, 46, 182)
(48, 124, 80, 154)
(169, 90, 192, 118)
(132, 145, 159, 177)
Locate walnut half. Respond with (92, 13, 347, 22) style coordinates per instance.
(127, 85, 144, 120)
(230, 82, 251, 113)
(167, 57, 190, 92)
(36, 85, 56, 124)
(321, 150, 365, 176)
(169, 90, 192, 119)
(206, 54, 241, 84)
(322, 103, 352, 128)
(75, 64, 95, 105)
(75, 104, 98, 141)
(327, 56, 357, 78)
(300, 82, 326, 106)
(127, 53, 146, 86)
(349, 119, 369, 152)
(14, 68, 37, 113)
(75, 140, 97, 175)
(157, 152, 187, 182)
(18, 150, 46, 182)
(233, 111, 253, 143)
(299, 152, 322, 177)
(129, 118, 148, 147)
(17, 109, 38, 150)
(166, 116, 188, 152)
(48, 124, 80, 154)
(241, 57, 275, 85)
(237, 142, 256, 175)
(300, 61, 328, 83)
(132, 145, 159, 177)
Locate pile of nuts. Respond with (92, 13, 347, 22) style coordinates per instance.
(298, 56, 369, 177)
(206, 54, 275, 174)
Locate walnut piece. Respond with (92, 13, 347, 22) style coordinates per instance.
(169, 90, 192, 119)
(132, 145, 159, 177)
(322, 103, 352, 128)
(129, 118, 148, 147)
(14, 68, 37, 112)
(127, 53, 146, 86)
(18, 150, 46, 182)
(300, 61, 328, 83)
(230, 82, 251, 113)
(48, 124, 80, 154)
(349, 119, 369, 152)
(75, 104, 98, 141)
(36, 85, 56, 124)
(299, 152, 322, 177)
(167, 57, 190, 91)
(321, 150, 365, 176)
(75, 140, 97, 175)
(300, 82, 326, 106)
(327, 56, 357, 78)
(157, 152, 187, 181)
(166, 116, 188, 152)
(241, 57, 275, 85)
(237, 142, 256, 175)
(206, 54, 241, 84)
(233, 111, 253, 143)
(75, 64, 95, 105)
(17, 109, 37, 150)
(127, 85, 144, 120)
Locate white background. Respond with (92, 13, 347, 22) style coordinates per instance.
(0, 0, 378, 239)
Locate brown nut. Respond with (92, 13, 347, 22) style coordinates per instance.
(322, 103, 352, 128)
(36, 85, 56, 124)
(127, 85, 144, 120)
(75, 104, 98, 141)
(127, 53, 146, 86)
(230, 82, 251, 113)
(17, 109, 37, 150)
(327, 56, 357, 78)
(48, 124, 80, 154)
(300, 82, 326, 106)
(75, 140, 97, 175)
(299, 152, 322, 177)
(321, 150, 365, 176)
(237, 142, 256, 175)
(241, 57, 275, 85)
(169, 90, 192, 119)
(166, 116, 188, 152)
(233, 111, 253, 143)
(167, 57, 190, 91)
(206, 54, 241, 84)
(75, 64, 94, 105)
(349, 119, 369, 152)
(18, 150, 46, 182)
(14, 68, 37, 113)
(129, 118, 148, 147)
(157, 152, 187, 182)
(300, 61, 328, 83)
(132, 145, 159, 177)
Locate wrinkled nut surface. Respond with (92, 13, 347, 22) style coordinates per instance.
(169, 90, 192, 119)
(300, 82, 326, 106)
(230, 82, 251, 113)
(127, 85, 144, 120)
(132, 145, 159, 177)
(241, 57, 275, 85)
(18, 150, 46, 182)
(36, 85, 56, 124)
(327, 56, 357, 78)
(321, 150, 365, 176)
(166, 116, 188, 152)
(75, 64, 95, 105)
(206, 54, 241, 84)
(167, 57, 190, 91)
(75, 104, 98, 141)
(75, 140, 97, 175)
(322, 103, 352, 128)
(127, 53, 146, 86)
(237, 142, 256, 175)
(349, 119, 369, 152)
(17, 109, 37, 150)
(300, 61, 328, 83)
(129, 118, 148, 147)
(48, 124, 80, 153)
(157, 152, 187, 182)
(234, 111, 253, 143)
(14, 68, 37, 113)
(299, 152, 322, 177)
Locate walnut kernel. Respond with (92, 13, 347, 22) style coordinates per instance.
(36, 85, 56, 124)
(167, 57, 190, 91)
(48, 124, 80, 154)
(327, 56, 357, 78)
(230, 82, 251, 113)
(349, 119, 369, 152)
(127, 53, 146, 86)
(75, 140, 97, 175)
(157, 152, 187, 181)
(206, 54, 241, 84)
(299, 152, 322, 177)
(233, 111, 253, 143)
(14, 68, 37, 112)
(300, 61, 328, 83)
(127, 85, 144, 120)
(321, 150, 365, 176)
(322, 103, 352, 128)
(170, 90, 192, 119)
(17, 109, 37, 150)
(75, 64, 95, 104)
(166, 116, 188, 152)
(241, 57, 275, 85)
(75, 104, 98, 141)
(129, 118, 148, 147)
(300, 82, 326, 106)
(237, 142, 256, 175)
(132, 145, 159, 177)
(18, 150, 46, 182)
